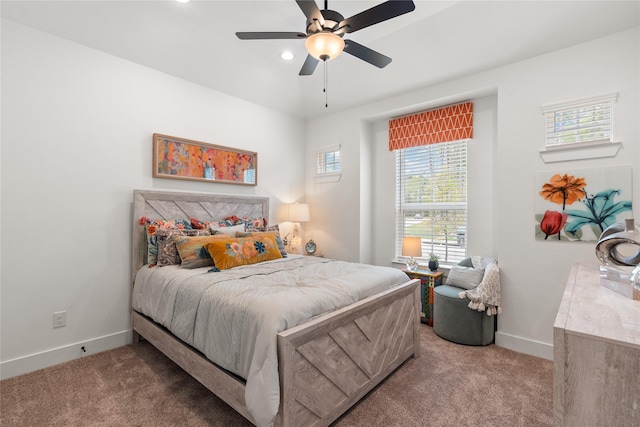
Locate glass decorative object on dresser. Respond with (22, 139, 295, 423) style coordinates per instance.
(595, 218, 640, 300)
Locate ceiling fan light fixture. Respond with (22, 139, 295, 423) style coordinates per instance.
(305, 32, 345, 61)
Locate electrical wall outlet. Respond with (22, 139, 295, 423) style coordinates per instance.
(53, 311, 66, 328)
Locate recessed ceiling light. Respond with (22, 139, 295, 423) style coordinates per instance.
(280, 51, 294, 61)
(176, 0, 191, 4)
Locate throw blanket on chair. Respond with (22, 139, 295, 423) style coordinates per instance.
(458, 255, 502, 316)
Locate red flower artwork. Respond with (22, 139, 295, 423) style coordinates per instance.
(540, 210, 568, 240)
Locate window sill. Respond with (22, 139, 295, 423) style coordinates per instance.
(315, 172, 341, 183)
(539, 141, 621, 163)
(392, 259, 452, 272)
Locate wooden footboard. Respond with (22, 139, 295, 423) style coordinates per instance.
(276, 278, 421, 427)
(132, 278, 420, 427)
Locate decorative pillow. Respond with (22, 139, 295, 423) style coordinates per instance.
(139, 217, 192, 228)
(156, 228, 211, 266)
(236, 229, 287, 258)
(446, 265, 485, 290)
(210, 223, 245, 236)
(190, 218, 233, 230)
(205, 235, 283, 271)
(225, 215, 240, 224)
(175, 234, 230, 269)
(246, 223, 278, 233)
(233, 216, 268, 229)
(138, 217, 192, 266)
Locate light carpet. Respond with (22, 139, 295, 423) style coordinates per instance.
(1, 326, 553, 426)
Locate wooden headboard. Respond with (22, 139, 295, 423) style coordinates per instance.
(131, 190, 269, 282)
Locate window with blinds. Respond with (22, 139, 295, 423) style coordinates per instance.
(315, 144, 341, 183)
(396, 139, 468, 264)
(316, 145, 341, 175)
(542, 94, 617, 147)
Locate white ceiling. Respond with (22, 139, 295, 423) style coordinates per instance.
(2, 1, 639, 119)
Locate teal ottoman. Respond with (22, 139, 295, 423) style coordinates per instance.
(433, 285, 495, 346)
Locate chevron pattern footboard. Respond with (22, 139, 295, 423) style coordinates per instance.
(277, 280, 420, 427)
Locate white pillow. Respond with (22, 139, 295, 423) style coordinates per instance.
(210, 223, 245, 236)
(446, 265, 484, 290)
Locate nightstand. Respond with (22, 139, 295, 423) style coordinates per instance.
(403, 269, 444, 326)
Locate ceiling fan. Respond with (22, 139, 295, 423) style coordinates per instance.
(236, 0, 416, 76)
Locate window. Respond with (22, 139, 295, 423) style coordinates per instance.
(396, 139, 468, 264)
(316, 146, 340, 175)
(315, 144, 341, 182)
(543, 93, 617, 148)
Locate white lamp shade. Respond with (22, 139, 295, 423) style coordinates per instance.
(305, 32, 345, 60)
(287, 203, 310, 222)
(402, 236, 422, 257)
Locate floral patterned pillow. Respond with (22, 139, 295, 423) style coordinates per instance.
(156, 229, 211, 267)
(236, 228, 286, 258)
(174, 234, 231, 269)
(245, 223, 278, 233)
(229, 216, 268, 228)
(189, 217, 234, 230)
(205, 235, 283, 271)
(138, 217, 192, 266)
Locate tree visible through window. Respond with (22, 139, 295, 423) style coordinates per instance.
(396, 139, 468, 264)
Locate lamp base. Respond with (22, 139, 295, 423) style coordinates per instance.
(406, 258, 418, 271)
(289, 222, 302, 254)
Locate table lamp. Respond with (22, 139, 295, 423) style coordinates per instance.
(286, 203, 309, 254)
(402, 236, 422, 271)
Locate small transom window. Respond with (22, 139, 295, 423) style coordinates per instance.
(542, 93, 617, 148)
(316, 145, 341, 176)
(314, 144, 341, 183)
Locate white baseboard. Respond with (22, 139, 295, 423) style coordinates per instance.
(495, 331, 553, 361)
(1, 329, 551, 380)
(0, 330, 131, 380)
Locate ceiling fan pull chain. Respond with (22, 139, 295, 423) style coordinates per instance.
(324, 59, 328, 108)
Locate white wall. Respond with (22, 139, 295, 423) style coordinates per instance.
(2, 19, 637, 380)
(0, 20, 305, 378)
(305, 27, 639, 359)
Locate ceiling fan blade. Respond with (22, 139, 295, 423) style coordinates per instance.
(340, 1, 415, 34)
(296, 0, 324, 26)
(343, 40, 392, 68)
(299, 54, 319, 76)
(236, 32, 306, 40)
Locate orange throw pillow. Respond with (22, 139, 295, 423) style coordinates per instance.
(205, 235, 283, 270)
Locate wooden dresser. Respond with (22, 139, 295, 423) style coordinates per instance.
(553, 263, 640, 426)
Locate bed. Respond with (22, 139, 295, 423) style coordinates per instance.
(130, 190, 421, 427)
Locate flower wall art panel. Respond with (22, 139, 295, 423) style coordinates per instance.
(535, 166, 632, 242)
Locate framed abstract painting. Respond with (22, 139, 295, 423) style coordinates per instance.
(153, 134, 257, 186)
(535, 166, 632, 242)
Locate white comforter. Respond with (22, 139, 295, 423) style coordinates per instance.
(132, 255, 409, 427)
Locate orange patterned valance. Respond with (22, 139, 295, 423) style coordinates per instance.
(389, 101, 473, 150)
